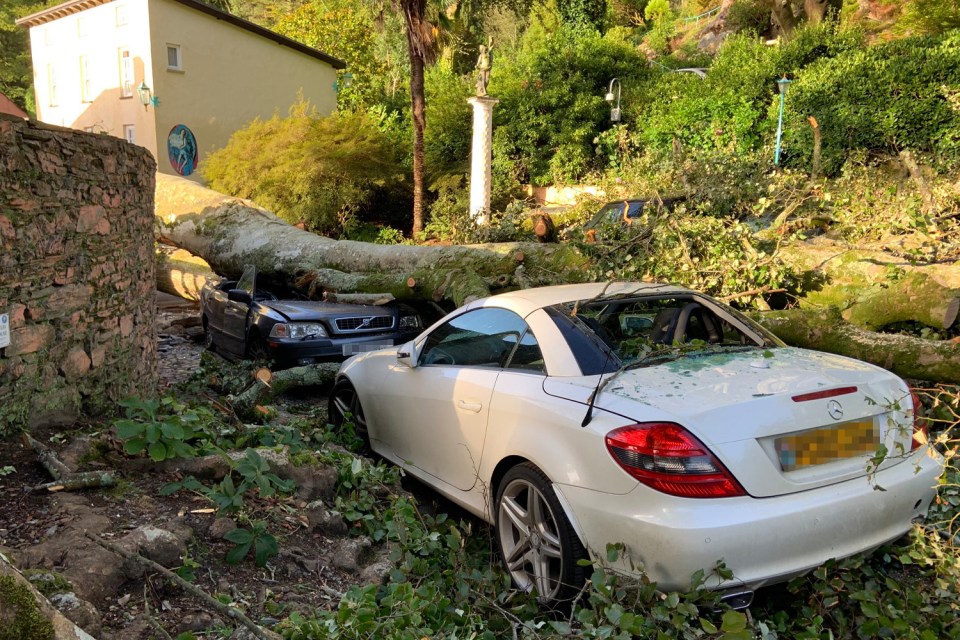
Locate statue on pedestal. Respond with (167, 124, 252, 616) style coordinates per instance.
(475, 37, 493, 97)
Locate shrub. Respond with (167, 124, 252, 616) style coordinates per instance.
(201, 102, 407, 235)
(725, 0, 771, 35)
(781, 32, 960, 174)
(491, 6, 651, 185)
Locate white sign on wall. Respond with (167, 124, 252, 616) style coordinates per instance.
(0, 314, 9, 349)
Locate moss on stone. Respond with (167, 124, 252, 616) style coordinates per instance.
(0, 575, 55, 640)
(22, 570, 72, 597)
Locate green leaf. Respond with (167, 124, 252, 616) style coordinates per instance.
(861, 601, 880, 618)
(114, 420, 143, 440)
(700, 617, 719, 633)
(159, 482, 183, 496)
(124, 438, 147, 455)
(148, 441, 168, 461)
(720, 610, 747, 633)
(160, 421, 185, 440)
(254, 534, 278, 566)
(224, 528, 255, 544)
(225, 542, 251, 565)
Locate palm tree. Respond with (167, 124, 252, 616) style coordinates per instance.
(397, 0, 431, 234)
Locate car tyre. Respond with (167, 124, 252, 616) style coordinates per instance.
(496, 463, 588, 604)
(245, 331, 272, 363)
(202, 319, 216, 352)
(328, 379, 369, 448)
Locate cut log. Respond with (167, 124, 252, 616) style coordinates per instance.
(229, 363, 340, 419)
(756, 307, 960, 384)
(155, 174, 588, 307)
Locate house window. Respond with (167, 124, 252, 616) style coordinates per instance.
(47, 64, 58, 107)
(123, 125, 135, 144)
(119, 48, 134, 97)
(44, 25, 54, 46)
(116, 4, 128, 26)
(77, 16, 88, 37)
(166, 44, 182, 70)
(79, 55, 93, 102)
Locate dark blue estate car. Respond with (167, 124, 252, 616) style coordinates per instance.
(201, 265, 422, 368)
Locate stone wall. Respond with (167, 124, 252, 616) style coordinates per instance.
(0, 114, 158, 432)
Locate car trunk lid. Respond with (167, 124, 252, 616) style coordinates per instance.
(544, 347, 916, 497)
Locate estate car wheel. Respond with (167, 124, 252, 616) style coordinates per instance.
(202, 318, 216, 353)
(496, 463, 588, 603)
(328, 379, 369, 448)
(245, 331, 271, 363)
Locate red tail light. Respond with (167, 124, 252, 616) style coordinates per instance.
(605, 423, 746, 498)
(910, 391, 928, 451)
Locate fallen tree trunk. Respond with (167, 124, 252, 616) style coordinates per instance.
(756, 307, 960, 384)
(156, 249, 217, 302)
(779, 238, 960, 330)
(155, 174, 588, 307)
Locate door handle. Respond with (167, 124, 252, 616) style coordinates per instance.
(457, 400, 482, 413)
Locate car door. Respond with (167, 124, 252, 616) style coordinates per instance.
(222, 265, 255, 355)
(370, 307, 531, 491)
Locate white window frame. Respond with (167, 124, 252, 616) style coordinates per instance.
(119, 47, 134, 97)
(47, 64, 58, 107)
(166, 44, 182, 71)
(123, 124, 135, 144)
(116, 4, 128, 26)
(77, 16, 88, 37)
(79, 55, 93, 102)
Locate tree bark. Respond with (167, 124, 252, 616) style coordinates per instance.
(230, 364, 340, 419)
(402, 0, 428, 235)
(156, 249, 218, 301)
(155, 174, 588, 307)
(756, 307, 960, 384)
(779, 238, 960, 330)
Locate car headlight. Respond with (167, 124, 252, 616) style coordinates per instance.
(269, 322, 328, 339)
(399, 314, 422, 330)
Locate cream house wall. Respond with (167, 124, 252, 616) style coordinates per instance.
(27, 0, 158, 157)
(147, 0, 338, 180)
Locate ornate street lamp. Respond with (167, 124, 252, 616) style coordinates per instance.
(605, 78, 622, 123)
(774, 76, 792, 166)
(137, 81, 159, 110)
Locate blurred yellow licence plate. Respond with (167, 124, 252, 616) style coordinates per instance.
(776, 419, 878, 471)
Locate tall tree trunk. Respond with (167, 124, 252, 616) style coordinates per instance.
(768, 0, 799, 35)
(402, 0, 428, 235)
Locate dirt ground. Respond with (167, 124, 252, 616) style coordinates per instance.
(0, 293, 384, 639)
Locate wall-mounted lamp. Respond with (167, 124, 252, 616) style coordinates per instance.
(333, 72, 354, 93)
(605, 77, 622, 123)
(137, 81, 159, 110)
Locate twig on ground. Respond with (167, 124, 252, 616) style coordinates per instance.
(22, 433, 114, 492)
(84, 530, 281, 640)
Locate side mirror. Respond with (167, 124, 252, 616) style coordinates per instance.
(396, 340, 418, 368)
(227, 289, 252, 304)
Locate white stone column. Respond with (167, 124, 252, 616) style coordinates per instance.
(468, 96, 498, 225)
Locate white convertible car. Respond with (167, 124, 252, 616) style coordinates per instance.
(329, 282, 941, 605)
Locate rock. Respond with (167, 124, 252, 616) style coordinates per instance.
(229, 627, 259, 640)
(58, 437, 97, 472)
(303, 501, 347, 536)
(175, 611, 222, 633)
(330, 537, 372, 572)
(49, 592, 102, 635)
(359, 544, 395, 585)
(117, 525, 190, 570)
(208, 517, 237, 540)
(247, 449, 337, 502)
